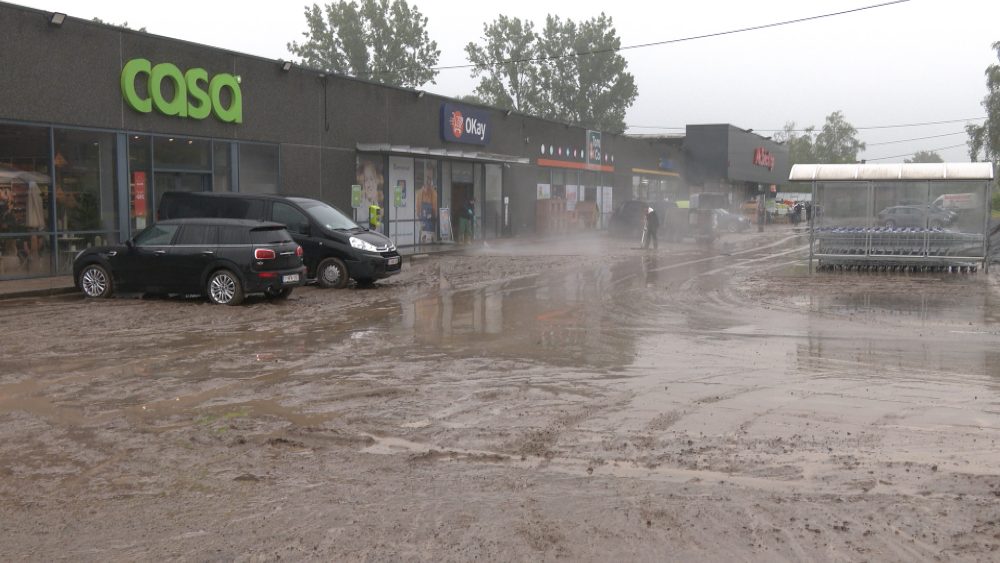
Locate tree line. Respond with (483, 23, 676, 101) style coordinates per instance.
(287, 0, 635, 132)
(286, 0, 999, 173)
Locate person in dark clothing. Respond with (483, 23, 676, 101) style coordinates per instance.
(643, 206, 659, 250)
(459, 199, 475, 244)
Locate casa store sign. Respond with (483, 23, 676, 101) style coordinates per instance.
(121, 58, 243, 124)
(752, 147, 775, 171)
(441, 103, 491, 145)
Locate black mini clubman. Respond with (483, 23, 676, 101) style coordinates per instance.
(73, 218, 306, 305)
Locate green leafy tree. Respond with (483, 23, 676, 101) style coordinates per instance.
(774, 122, 817, 166)
(966, 41, 1000, 166)
(465, 16, 539, 112)
(92, 17, 146, 32)
(466, 13, 637, 132)
(287, 0, 440, 88)
(455, 94, 484, 105)
(813, 111, 866, 164)
(904, 150, 943, 163)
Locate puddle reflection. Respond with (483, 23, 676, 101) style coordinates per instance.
(397, 265, 649, 368)
(798, 279, 1000, 380)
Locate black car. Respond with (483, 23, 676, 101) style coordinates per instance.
(877, 204, 956, 228)
(712, 209, 750, 232)
(158, 192, 401, 288)
(73, 218, 305, 305)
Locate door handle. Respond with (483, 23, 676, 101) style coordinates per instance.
(153, 250, 166, 255)
(201, 250, 215, 255)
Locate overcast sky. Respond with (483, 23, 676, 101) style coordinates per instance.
(12, 0, 1000, 162)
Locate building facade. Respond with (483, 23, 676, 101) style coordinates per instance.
(683, 124, 791, 204)
(0, 3, 696, 281)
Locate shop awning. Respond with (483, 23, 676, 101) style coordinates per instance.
(356, 144, 530, 165)
(789, 162, 994, 182)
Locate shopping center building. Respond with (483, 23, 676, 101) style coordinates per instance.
(0, 3, 787, 281)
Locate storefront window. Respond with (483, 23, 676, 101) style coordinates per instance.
(414, 159, 439, 243)
(53, 129, 118, 274)
(239, 143, 278, 195)
(213, 141, 232, 192)
(483, 164, 502, 239)
(154, 137, 211, 171)
(549, 169, 565, 200)
(153, 136, 212, 198)
(0, 123, 52, 279)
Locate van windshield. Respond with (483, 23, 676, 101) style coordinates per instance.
(299, 200, 360, 231)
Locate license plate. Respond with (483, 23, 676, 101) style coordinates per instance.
(282, 274, 300, 283)
(388, 257, 400, 266)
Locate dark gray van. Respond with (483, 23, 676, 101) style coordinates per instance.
(158, 192, 401, 288)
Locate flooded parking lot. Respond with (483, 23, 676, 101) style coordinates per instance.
(2, 232, 1000, 561)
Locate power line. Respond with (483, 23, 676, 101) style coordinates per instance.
(864, 143, 968, 162)
(854, 117, 986, 131)
(865, 131, 968, 146)
(625, 117, 987, 133)
(434, 0, 911, 72)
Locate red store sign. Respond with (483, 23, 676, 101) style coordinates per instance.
(753, 147, 775, 171)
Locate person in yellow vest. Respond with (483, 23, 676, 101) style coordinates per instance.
(368, 204, 382, 232)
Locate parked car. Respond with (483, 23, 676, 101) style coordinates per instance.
(877, 204, 956, 228)
(158, 192, 401, 288)
(73, 218, 305, 305)
(712, 209, 750, 232)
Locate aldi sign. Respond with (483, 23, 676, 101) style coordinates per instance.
(441, 103, 491, 145)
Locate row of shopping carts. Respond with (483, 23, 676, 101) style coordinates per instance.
(812, 226, 985, 273)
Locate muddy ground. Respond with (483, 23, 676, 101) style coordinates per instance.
(2, 230, 1000, 561)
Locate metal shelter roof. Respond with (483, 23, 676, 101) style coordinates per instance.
(789, 162, 994, 182)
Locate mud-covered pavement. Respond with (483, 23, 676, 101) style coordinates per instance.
(2, 231, 1000, 561)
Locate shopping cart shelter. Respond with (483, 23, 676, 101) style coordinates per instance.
(789, 163, 994, 273)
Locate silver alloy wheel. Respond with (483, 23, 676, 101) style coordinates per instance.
(321, 263, 341, 285)
(210, 272, 237, 304)
(81, 266, 108, 297)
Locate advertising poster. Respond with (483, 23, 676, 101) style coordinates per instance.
(536, 183, 551, 200)
(394, 180, 405, 208)
(355, 155, 385, 225)
(388, 156, 415, 246)
(565, 185, 578, 211)
(601, 186, 614, 228)
(131, 171, 148, 229)
(439, 208, 453, 242)
(414, 159, 439, 243)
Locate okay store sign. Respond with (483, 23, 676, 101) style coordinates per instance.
(440, 103, 491, 146)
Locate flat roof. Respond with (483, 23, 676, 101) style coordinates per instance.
(789, 162, 994, 181)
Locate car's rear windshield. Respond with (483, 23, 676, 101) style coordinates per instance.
(299, 201, 359, 231)
(251, 227, 294, 244)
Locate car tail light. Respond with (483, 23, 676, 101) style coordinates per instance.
(295, 245, 303, 257)
(258, 272, 277, 279)
(254, 248, 276, 260)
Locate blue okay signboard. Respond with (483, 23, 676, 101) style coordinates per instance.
(441, 103, 492, 145)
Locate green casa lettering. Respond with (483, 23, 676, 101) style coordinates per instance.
(121, 58, 242, 124)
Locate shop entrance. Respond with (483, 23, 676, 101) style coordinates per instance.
(451, 181, 473, 243)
